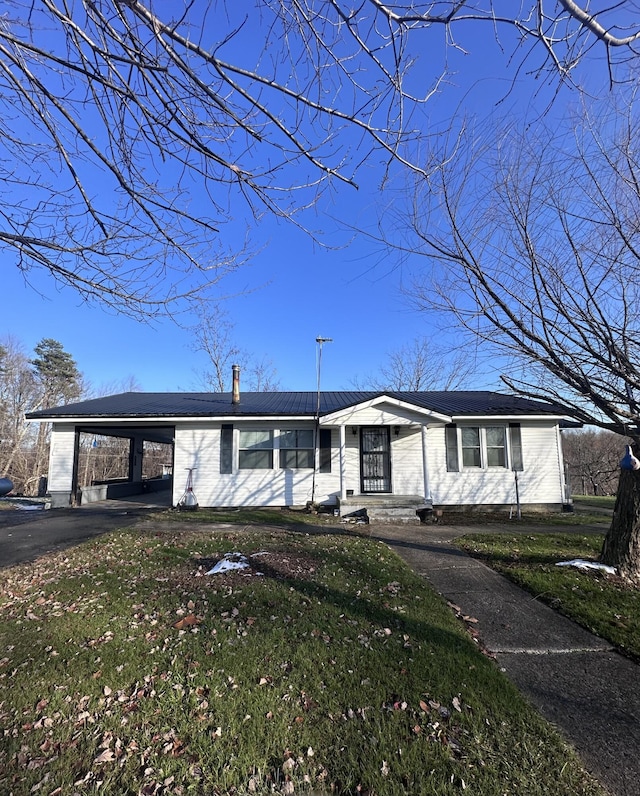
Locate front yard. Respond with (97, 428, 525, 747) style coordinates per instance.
(0, 524, 607, 795)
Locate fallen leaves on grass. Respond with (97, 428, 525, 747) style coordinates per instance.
(172, 613, 199, 630)
(447, 601, 494, 658)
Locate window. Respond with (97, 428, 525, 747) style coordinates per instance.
(486, 426, 507, 467)
(446, 425, 515, 471)
(279, 429, 314, 469)
(239, 429, 273, 469)
(509, 424, 524, 471)
(461, 427, 481, 467)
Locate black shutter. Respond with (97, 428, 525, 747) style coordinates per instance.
(220, 424, 233, 474)
(509, 423, 524, 471)
(319, 429, 332, 473)
(445, 424, 459, 472)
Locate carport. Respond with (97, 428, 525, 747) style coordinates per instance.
(41, 420, 174, 508)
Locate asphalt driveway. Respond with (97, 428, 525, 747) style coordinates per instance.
(0, 501, 162, 568)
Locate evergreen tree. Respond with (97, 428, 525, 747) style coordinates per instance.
(29, 339, 82, 494)
(32, 338, 81, 408)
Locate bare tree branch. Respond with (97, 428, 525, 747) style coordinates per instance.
(399, 91, 640, 438)
(352, 336, 476, 390)
(189, 303, 280, 392)
(1, 1, 636, 316)
(558, 0, 640, 47)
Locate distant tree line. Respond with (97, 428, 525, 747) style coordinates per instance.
(0, 337, 81, 494)
(563, 429, 629, 498)
(0, 336, 169, 496)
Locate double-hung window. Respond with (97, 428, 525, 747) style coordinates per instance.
(447, 424, 516, 471)
(238, 430, 273, 470)
(486, 426, 507, 467)
(461, 427, 482, 467)
(279, 429, 314, 469)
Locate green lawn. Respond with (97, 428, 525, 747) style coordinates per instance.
(0, 525, 605, 795)
(572, 495, 616, 510)
(456, 532, 640, 661)
(161, 506, 344, 529)
(437, 509, 609, 527)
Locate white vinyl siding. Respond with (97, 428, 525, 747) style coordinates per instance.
(174, 418, 564, 509)
(428, 422, 565, 507)
(389, 427, 424, 496)
(173, 422, 340, 507)
(47, 424, 77, 492)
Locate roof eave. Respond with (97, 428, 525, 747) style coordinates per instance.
(33, 413, 320, 424)
(450, 414, 572, 423)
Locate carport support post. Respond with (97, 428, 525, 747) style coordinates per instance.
(129, 436, 144, 483)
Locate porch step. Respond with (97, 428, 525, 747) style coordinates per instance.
(366, 507, 421, 524)
(338, 495, 430, 525)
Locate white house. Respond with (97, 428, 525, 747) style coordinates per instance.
(27, 379, 577, 520)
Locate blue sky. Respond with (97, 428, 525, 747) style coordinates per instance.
(1, 7, 613, 395)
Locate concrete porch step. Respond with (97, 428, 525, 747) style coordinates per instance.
(338, 494, 427, 509)
(366, 506, 422, 524)
(338, 494, 430, 524)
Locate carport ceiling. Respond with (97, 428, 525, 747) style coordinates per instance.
(77, 425, 174, 445)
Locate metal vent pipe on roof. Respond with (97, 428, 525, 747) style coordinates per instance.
(232, 364, 240, 404)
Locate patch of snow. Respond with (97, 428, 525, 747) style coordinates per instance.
(206, 553, 250, 575)
(556, 559, 617, 575)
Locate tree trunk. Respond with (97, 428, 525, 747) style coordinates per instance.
(600, 466, 640, 580)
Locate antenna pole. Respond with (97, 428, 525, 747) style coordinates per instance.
(311, 336, 333, 506)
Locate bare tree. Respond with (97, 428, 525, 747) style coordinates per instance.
(191, 304, 280, 392)
(0, 336, 39, 490)
(247, 356, 281, 393)
(1, 2, 637, 316)
(84, 374, 143, 400)
(563, 429, 628, 497)
(353, 336, 475, 391)
(396, 91, 640, 577)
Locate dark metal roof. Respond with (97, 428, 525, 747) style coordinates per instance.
(27, 390, 573, 420)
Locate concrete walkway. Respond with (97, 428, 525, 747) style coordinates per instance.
(371, 521, 640, 796)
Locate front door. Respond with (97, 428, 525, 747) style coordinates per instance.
(360, 427, 391, 493)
